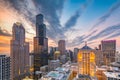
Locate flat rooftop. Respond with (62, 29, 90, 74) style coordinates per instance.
(103, 71, 120, 79)
(40, 67, 71, 80)
(55, 67, 69, 72)
(47, 71, 64, 79)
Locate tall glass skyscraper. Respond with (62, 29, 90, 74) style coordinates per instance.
(34, 14, 48, 53)
(33, 14, 48, 79)
(10, 22, 29, 80)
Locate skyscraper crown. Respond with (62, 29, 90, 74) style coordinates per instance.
(36, 14, 44, 24)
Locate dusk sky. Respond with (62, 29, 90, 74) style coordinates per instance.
(0, 0, 120, 55)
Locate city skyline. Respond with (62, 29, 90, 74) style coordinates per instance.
(0, 0, 120, 55)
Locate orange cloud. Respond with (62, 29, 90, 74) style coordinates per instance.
(0, 36, 11, 55)
(48, 39, 57, 47)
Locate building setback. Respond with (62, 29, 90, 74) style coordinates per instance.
(0, 55, 10, 80)
(10, 22, 29, 80)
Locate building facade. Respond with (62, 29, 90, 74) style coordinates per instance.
(101, 40, 116, 65)
(115, 51, 120, 62)
(74, 48, 79, 62)
(33, 14, 48, 79)
(10, 22, 29, 80)
(0, 55, 10, 80)
(58, 40, 66, 55)
(94, 49, 103, 67)
(77, 44, 96, 77)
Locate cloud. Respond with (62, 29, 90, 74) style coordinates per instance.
(88, 24, 120, 41)
(0, 42, 9, 47)
(63, 0, 93, 31)
(5, 0, 93, 43)
(5, 0, 66, 41)
(0, 36, 11, 55)
(67, 35, 85, 47)
(67, 24, 120, 47)
(108, 32, 120, 39)
(66, 29, 97, 47)
(67, 1, 120, 48)
(64, 10, 80, 31)
(91, 1, 120, 29)
(32, 0, 66, 40)
(0, 27, 11, 37)
(1, 0, 120, 52)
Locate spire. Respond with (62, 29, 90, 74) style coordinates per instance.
(81, 41, 92, 50)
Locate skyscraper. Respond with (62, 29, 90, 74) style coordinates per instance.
(58, 40, 66, 55)
(77, 44, 96, 77)
(33, 14, 48, 79)
(101, 40, 116, 65)
(74, 48, 79, 62)
(10, 22, 29, 80)
(0, 55, 10, 80)
(34, 14, 48, 53)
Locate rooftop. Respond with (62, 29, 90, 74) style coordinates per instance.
(40, 63, 71, 80)
(110, 62, 120, 67)
(103, 72, 120, 79)
(102, 40, 116, 43)
(47, 71, 64, 79)
(74, 74, 95, 80)
(14, 22, 23, 27)
(49, 60, 60, 63)
(80, 45, 92, 50)
(55, 67, 69, 72)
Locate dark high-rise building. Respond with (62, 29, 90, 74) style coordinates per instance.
(49, 47, 58, 59)
(58, 40, 66, 55)
(101, 40, 116, 65)
(36, 14, 46, 38)
(0, 55, 10, 80)
(33, 14, 48, 79)
(10, 22, 29, 80)
(34, 14, 48, 53)
(74, 48, 79, 62)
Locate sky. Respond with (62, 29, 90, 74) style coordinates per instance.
(0, 0, 120, 55)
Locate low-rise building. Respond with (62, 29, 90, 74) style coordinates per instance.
(48, 60, 60, 71)
(73, 74, 94, 80)
(40, 65, 71, 80)
(103, 71, 120, 80)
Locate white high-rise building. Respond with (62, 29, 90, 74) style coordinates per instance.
(0, 55, 10, 80)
